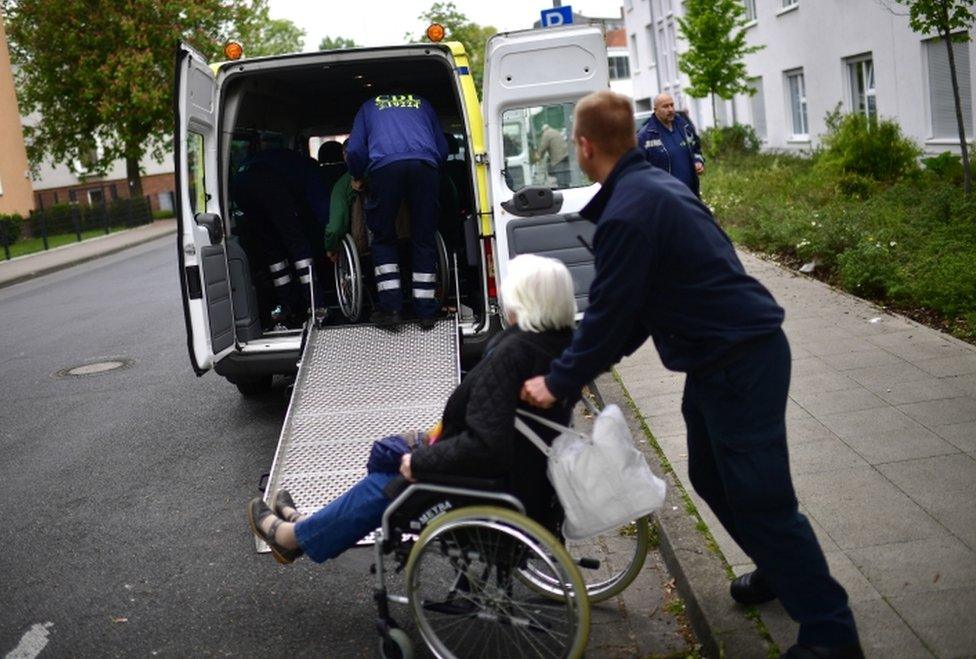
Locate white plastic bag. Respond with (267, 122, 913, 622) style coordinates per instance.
(515, 404, 667, 540)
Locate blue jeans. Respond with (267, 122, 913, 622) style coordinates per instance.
(683, 329, 858, 647)
(294, 472, 396, 563)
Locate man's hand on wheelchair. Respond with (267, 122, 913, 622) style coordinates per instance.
(351, 178, 365, 192)
(326, 250, 338, 263)
(521, 376, 556, 409)
(399, 453, 416, 482)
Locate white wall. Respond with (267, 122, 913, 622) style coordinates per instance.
(624, 0, 661, 111)
(31, 150, 174, 191)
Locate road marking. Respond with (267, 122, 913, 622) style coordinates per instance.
(4, 623, 53, 659)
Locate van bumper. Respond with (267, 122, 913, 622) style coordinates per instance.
(214, 350, 301, 382)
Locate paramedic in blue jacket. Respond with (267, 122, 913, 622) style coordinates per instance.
(637, 92, 705, 197)
(522, 91, 862, 659)
(346, 93, 449, 329)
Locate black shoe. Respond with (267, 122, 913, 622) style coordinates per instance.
(417, 316, 437, 330)
(730, 569, 776, 605)
(369, 309, 402, 328)
(272, 489, 304, 523)
(246, 498, 303, 565)
(780, 643, 865, 659)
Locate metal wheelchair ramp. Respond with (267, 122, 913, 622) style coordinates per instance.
(259, 318, 460, 551)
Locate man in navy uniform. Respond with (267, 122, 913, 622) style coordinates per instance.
(637, 92, 705, 197)
(346, 92, 449, 329)
(232, 145, 330, 327)
(522, 91, 862, 659)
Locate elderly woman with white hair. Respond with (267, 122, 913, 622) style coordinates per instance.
(248, 254, 579, 564)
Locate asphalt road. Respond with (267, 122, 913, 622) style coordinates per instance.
(0, 237, 694, 658)
(0, 237, 378, 657)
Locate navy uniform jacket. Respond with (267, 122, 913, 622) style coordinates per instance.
(346, 94, 449, 178)
(637, 113, 704, 197)
(545, 149, 784, 400)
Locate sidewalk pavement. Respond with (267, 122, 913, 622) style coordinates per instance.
(615, 250, 976, 658)
(0, 219, 176, 288)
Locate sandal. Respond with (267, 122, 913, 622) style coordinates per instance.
(246, 498, 303, 564)
(272, 489, 304, 523)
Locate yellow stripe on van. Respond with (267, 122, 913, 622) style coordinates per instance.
(447, 42, 493, 238)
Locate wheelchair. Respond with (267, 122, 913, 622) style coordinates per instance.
(371, 473, 652, 659)
(334, 194, 452, 322)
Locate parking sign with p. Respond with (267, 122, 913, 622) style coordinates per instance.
(540, 5, 574, 27)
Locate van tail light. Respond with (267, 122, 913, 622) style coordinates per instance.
(483, 237, 498, 302)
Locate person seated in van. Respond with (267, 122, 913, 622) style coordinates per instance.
(345, 92, 449, 330)
(232, 145, 331, 326)
(325, 138, 460, 263)
(246, 254, 579, 565)
(536, 123, 571, 188)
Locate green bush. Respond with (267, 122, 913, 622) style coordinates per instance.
(818, 110, 921, 183)
(701, 124, 761, 161)
(29, 197, 152, 236)
(922, 151, 964, 185)
(836, 239, 902, 298)
(0, 213, 24, 245)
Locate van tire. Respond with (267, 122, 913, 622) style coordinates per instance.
(234, 375, 274, 397)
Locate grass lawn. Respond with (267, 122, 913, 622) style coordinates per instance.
(702, 152, 976, 343)
(4, 226, 128, 259)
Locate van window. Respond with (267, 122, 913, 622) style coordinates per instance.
(187, 131, 207, 215)
(501, 101, 589, 192)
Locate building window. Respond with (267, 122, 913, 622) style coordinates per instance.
(786, 69, 809, 138)
(926, 36, 973, 139)
(743, 0, 757, 21)
(608, 55, 631, 80)
(645, 24, 656, 66)
(629, 34, 640, 69)
(782, 0, 798, 7)
(749, 77, 767, 139)
(847, 55, 876, 121)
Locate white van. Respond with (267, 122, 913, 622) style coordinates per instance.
(175, 25, 610, 394)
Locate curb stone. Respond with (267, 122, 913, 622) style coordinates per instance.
(595, 371, 773, 659)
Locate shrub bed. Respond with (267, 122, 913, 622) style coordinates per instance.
(703, 151, 976, 342)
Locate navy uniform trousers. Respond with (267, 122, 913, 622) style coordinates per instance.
(682, 329, 859, 647)
(364, 159, 440, 318)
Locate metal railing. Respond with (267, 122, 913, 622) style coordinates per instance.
(0, 195, 160, 261)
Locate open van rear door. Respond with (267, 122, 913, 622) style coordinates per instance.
(175, 43, 234, 375)
(482, 25, 609, 313)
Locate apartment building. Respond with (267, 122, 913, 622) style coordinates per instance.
(625, 0, 974, 154)
(0, 15, 33, 216)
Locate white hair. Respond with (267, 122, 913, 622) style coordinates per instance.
(500, 254, 576, 333)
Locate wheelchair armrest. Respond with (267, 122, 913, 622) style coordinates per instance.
(416, 472, 508, 492)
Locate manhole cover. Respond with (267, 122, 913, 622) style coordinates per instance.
(54, 358, 134, 379)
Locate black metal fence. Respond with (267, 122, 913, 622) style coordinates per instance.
(0, 196, 154, 261)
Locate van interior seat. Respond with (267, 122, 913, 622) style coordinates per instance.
(318, 140, 348, 202)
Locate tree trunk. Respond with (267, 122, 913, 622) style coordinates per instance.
(125, 154, 144, 200)
(711, 92, 719, 128)
(944, 27, 972, 194)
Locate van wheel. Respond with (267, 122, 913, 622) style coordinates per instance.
(235, 375, 273, 397)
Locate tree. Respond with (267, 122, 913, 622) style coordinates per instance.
(406, 2, 496, 91)
(893, 0, 976, 193)
(2, 0, 302, 198)
(676, 0, 763, 127)
(236, 4, 305, 58)
(319, 36, 359, 50)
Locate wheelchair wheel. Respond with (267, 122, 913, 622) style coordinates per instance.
(434, 230, 451, 309)
(518, 516, 651, 604)
(406, 505, 590, 659)
(335, 234, 364, 322)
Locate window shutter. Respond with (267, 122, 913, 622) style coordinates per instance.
(927, 37, 973, 139)
(750, 78, 767, 138)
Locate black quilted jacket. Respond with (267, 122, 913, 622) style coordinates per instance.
(410, 326, 577, 525)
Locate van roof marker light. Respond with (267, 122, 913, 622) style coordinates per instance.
(224, 41, 244, 60)
(426, 23, 445, 42)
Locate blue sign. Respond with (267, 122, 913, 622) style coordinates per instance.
(540, 5, 573, 27)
